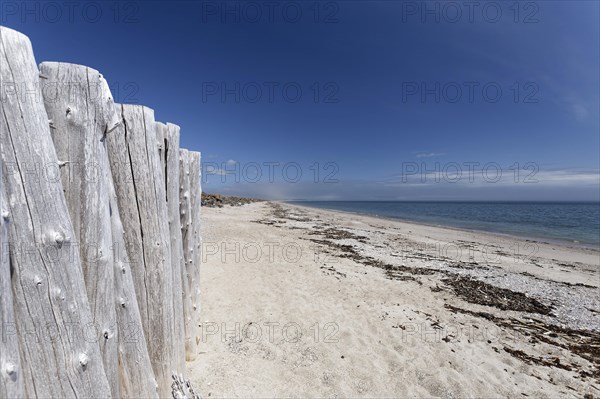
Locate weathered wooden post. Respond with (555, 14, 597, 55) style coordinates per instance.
(178, 150, 193, 358)
(179, 149, 202, 360)
(40, 61, 121, 397)
(108, 169, 159, 398)
(0, 26, 111, 398)
(157, 122, 186, 372)
(39, 61, 159, 398)
(189, 151, 202, 342)
(106, 104, 176, 397)
(1, 190, 24, 399)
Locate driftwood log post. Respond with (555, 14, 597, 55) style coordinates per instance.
(157, 122, 186, 372)
(0, 26, 111, 397)
(189, 151, 202, 341)
(105, 104, 176, 398)
(40, 62, 121, 397)
(1, 189, 24, 398)
(107, 166, 159, 398)
(178, 150, 194, 358)
(39, 62, 159, 398)
(179, 149, 202, 360)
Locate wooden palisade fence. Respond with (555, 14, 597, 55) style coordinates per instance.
(0, 27, 202, 398)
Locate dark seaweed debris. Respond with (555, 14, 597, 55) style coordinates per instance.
(442, 275, 554, 315)
(320, 265, 347, 279)
(445, 304, 600, 381)
(385, 270, 421, 284)
(308, 227, 369, 243)
(503, 347, 572, 371)
(269, 203, 311, 221)
(307, 238, 438, 279)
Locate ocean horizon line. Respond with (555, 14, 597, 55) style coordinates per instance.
(285, 199, 600, 203)
(287, 200, 600, 249)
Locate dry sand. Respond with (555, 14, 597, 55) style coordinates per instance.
(187, 202, 599, 398)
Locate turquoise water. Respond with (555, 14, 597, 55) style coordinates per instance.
(291, 202, 600, 248)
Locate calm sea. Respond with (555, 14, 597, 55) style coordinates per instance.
(291, 201, 600, 249)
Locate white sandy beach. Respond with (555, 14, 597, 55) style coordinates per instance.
(188, 202, 599, 398)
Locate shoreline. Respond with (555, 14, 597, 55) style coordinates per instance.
(190, 202, 599, 398)
(285, 201, 600, 252)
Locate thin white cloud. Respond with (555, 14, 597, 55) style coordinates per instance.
(570, 102, 589, 121)
(383, 168, 600, 187)
(415, 152, 444, 158)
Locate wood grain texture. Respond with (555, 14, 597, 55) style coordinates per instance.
(189, 151, 202, 351)
(157, 122, 186, 372)
(39, 61, 121, 398)
(106, 104, 175, 397)
(179, 149, 201, 360)
(0, 26, 111, 398)
(107, 167, 159, 398)
(1, 185, 24, 398)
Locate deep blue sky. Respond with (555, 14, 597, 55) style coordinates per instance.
(3, 1, 599, 200)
